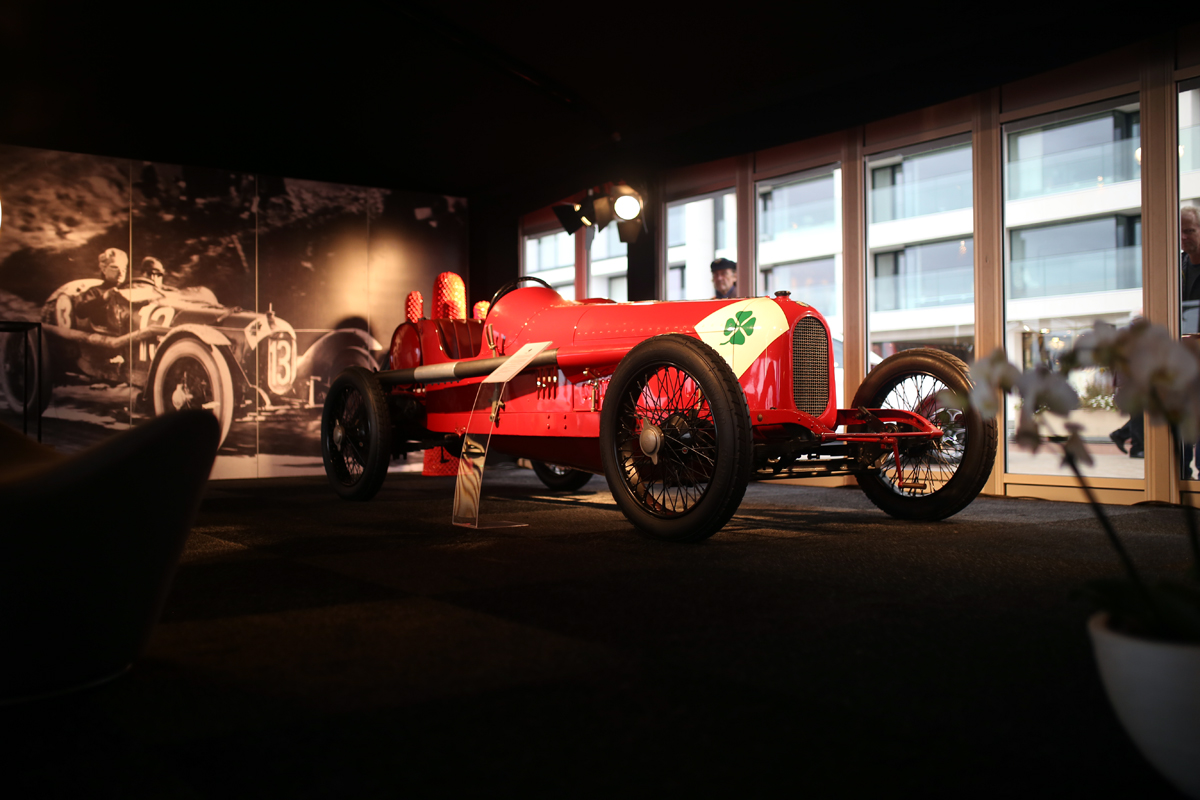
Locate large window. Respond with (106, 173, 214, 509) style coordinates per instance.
(756, 165, 844, 401)
(865, 136, 975, 364)
(665, 190, 737, 300)
(522, 229, 576, 300)
(588, 223, 627, 301)
(1003, 98, 1143, 479)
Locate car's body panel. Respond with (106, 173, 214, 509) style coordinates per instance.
(392, 290, 837, 452)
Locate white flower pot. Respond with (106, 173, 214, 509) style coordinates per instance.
(1088, 612, 1200, 798)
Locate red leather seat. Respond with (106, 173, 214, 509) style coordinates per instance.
(434, 318, 484, 360)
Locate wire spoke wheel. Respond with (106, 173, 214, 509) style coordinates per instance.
(851, 348, 995, 521)
(613, 364, 717, 516)
(151, 338, 233, 447)
(600, 334, 751, 541)
(321, 366, 392, 501)
(874, 371, 966, 495)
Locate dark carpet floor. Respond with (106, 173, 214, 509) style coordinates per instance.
(5, 467, 1195, 798)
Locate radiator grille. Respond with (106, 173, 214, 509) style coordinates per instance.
(792, 316, 829, 416)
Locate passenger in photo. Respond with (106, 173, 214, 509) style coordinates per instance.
(76, 248, 129, 329)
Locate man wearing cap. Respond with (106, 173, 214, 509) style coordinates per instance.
(711, 258, 738, 299)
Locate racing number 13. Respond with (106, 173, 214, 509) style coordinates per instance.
(268, 337, 294, 393)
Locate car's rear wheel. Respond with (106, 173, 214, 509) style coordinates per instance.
(600, 334, 752, 542)
(152, 338, 234, 446)
(0, 329, 53, 415)
(851, 347, 996, 521)
(530, 460, 593, 491)
(321, 366, 392, 501)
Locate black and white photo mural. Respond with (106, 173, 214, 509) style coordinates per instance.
(0, 144, 468, 479)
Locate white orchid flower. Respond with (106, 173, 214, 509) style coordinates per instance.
(1016, 366, 1078, 417)
(968, 348, 1020, 418)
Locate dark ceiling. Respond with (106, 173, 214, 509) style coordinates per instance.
(0, 5, 1187, 215)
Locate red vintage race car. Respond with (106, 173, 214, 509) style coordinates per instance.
(320, 276, 997, 541)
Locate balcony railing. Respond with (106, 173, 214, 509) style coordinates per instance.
(870, 170, 972, 223)
(1005, 139, 1141, 201)
(1009, 246, 1142, 299)
(759, 197, 836, 242)
(872, 265, 974, 311)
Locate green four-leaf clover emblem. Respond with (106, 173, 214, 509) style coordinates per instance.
(721, 310, 756, 346)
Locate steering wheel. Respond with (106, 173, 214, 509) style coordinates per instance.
(489, 275, 553, 310)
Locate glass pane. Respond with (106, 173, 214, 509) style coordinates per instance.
(522, 229, 576, 298)
(866, 138, 975, 370)
(1003, 99, 1143, 480)
(755, 166, 844, 403)
(665, 190, 737, 300)
(588, 223, 627, 300)
(1180, 82, 1200, 481)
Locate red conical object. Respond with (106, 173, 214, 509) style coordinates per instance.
(433, 272, 466, 319)
(406, 291, 424, 323)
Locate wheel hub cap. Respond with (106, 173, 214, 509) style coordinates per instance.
(332, 422, 345, 447)
(639, 421, 663, 465)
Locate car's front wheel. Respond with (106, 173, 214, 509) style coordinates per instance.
(599, 334, 752, 542)
(151, 338, 235, 446)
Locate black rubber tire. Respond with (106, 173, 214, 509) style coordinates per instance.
(321, 366, 393, 501)
(599, 334, 752, 542)
(0, 329, 52, 415)
(530, 460, 593, 491)
(851, 347, 996, 521)
(151, 338, 234, 446)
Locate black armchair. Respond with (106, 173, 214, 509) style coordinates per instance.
(0, 411, 219, 702)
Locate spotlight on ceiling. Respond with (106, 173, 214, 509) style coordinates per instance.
(610, 185, 645, 243)
(552, 184, 646, 242)
(612, 185, 643, 221)
(552, 203, 589, 235)
(591, 195, 614, 230)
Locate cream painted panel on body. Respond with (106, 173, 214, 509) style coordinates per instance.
(693, 298, 790, 378)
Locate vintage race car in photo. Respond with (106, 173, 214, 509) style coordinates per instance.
(320, 276, 997, 541)
(1, 278, 382, 446)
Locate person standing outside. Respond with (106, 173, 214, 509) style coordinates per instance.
(1181, 206, 1200, 475)
(711, 258, 738, 299)
(1182, 206, 1200, 311)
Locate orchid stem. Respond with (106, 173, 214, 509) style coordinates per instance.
(1062, 449, 1158, 611)
(1174, 425, 1200, 576)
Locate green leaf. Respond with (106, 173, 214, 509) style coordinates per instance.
(723, 318, 738, 337)
(736, 310, 753, 324)
(743, 317, 756, 336)
(730, 331, 745, 345)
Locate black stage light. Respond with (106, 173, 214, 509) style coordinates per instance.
(612, 185, 643, 222)
(592, 195, 614, 230)
(578, 196, 597, 228)
(552, 203, 587, 235)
